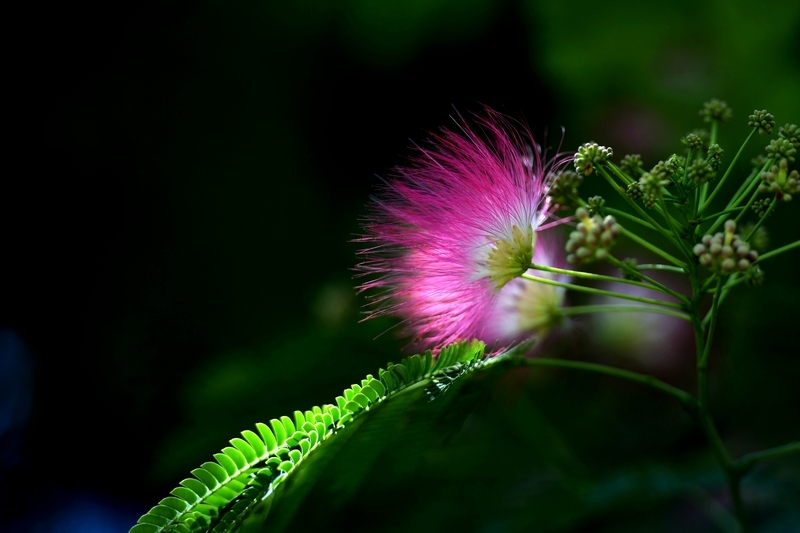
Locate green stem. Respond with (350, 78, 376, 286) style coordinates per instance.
(637, 264, 687, 273)
(621, 227, 687, 268)
(756, 239, 800, 263)
(699, 279, 723, 368)
(705, 161, 770, 237)
(699, 128, 756, 215)
(519, 273, 684, 309)
(730, 159, 772, 208)
(605, 207, 656, 231)
(598, 166, 684, 252)
(683, 148, 695, 187)
(700, 207, 743, 223)
(606, 161, 635, 185)
(607, 255, 690, 304)
(702, 274, 737, 328)
(514, 357, 696, 409)
(693, 185, 700, 221)
(704, 122, 719, 211)
(733, 187, 765, 226)
(697, 182, 708, 210)
(743, 198, 776, 243)
(608, 161, 679, 199)
(730, 169, 758, 207)
(663, 196, 685, 204)
(528, 262, 687, 303)
(707, 275, 747, 293)
(735, 442, 800, 476)
(671, 168, 689, 201)
(731, 171, 764, 212)
(560, 304, 691, 321)
(692, 275, 749, 529)
(701, 274, 717, 293)
(658, 193, 694, 258)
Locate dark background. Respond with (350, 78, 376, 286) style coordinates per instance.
(3, 0, 800, 531)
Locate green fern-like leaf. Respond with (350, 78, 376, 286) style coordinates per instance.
(131, 339, 501, 533)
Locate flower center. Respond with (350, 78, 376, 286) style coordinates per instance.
(486, 224, 535, 289)
(515, 281, 564, 336)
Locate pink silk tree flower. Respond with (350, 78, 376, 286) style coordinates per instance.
(357, 108, 571, 349)
(480, 229, 568, 346)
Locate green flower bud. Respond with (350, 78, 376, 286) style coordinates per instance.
(566, 209, 621, 265)
(751, 154, 769, 172)
(766, 138, 797, 163)
(759, 158, 800, 201)
(574, 142, 613, 176)
(587, 195, 605, 216)
(750, 198, 772, 218)
(687, 158, 715, 185)
(682, 133, 705, 150)
(693, 220, 758, 274)
(748, 110, 776, 135)
(649, 161, 669, 182)
(637, 173, 666, 209)
(740, 222, 768, 252)
(700, 98, 733, 123)
(667, 154, 686, 174)
(640, 172, 668, 196)
(626, 181, 643, 200)
(619, 154, 643, 175)
(641, 193, 657, 210)
(690, 128, 710, 149)
(778, 123, 799, 150)
(549, 170, 583, 206)
(707, 144, 724, 171)
(744, 264, 764, 287)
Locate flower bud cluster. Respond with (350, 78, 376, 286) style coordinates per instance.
(750, 198, 773, 218)
(766, 138, 797, 163)
(748, 110, 776, 135)
(549, 170, 583, 206)
(700, 98, 733, 123)
(759, 158, 800, 201)
(693, 220, 758, 274)
(566, 207, 621, 265)
(687, 158, 715, 185)
(625, 181, 658, 209)
(707, 144, 724, 171)
(587, 195, 605, 216)
(682, 133, 704, 150)
(744, 264, 765, 287)
(668, 157, 683, 172)
(574, 142, 613, 176)
(619, 154, 643, 175)
(639, 172, 669, 204)
(650, 158, 680, 181)
(626, 182, 642, 199)
(666, 154, 686, 178)
(690, 128, 710, 148)
(778, 123, 799, 149)
(741, 222, 769, 252)
(751, 154, 769, 172)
